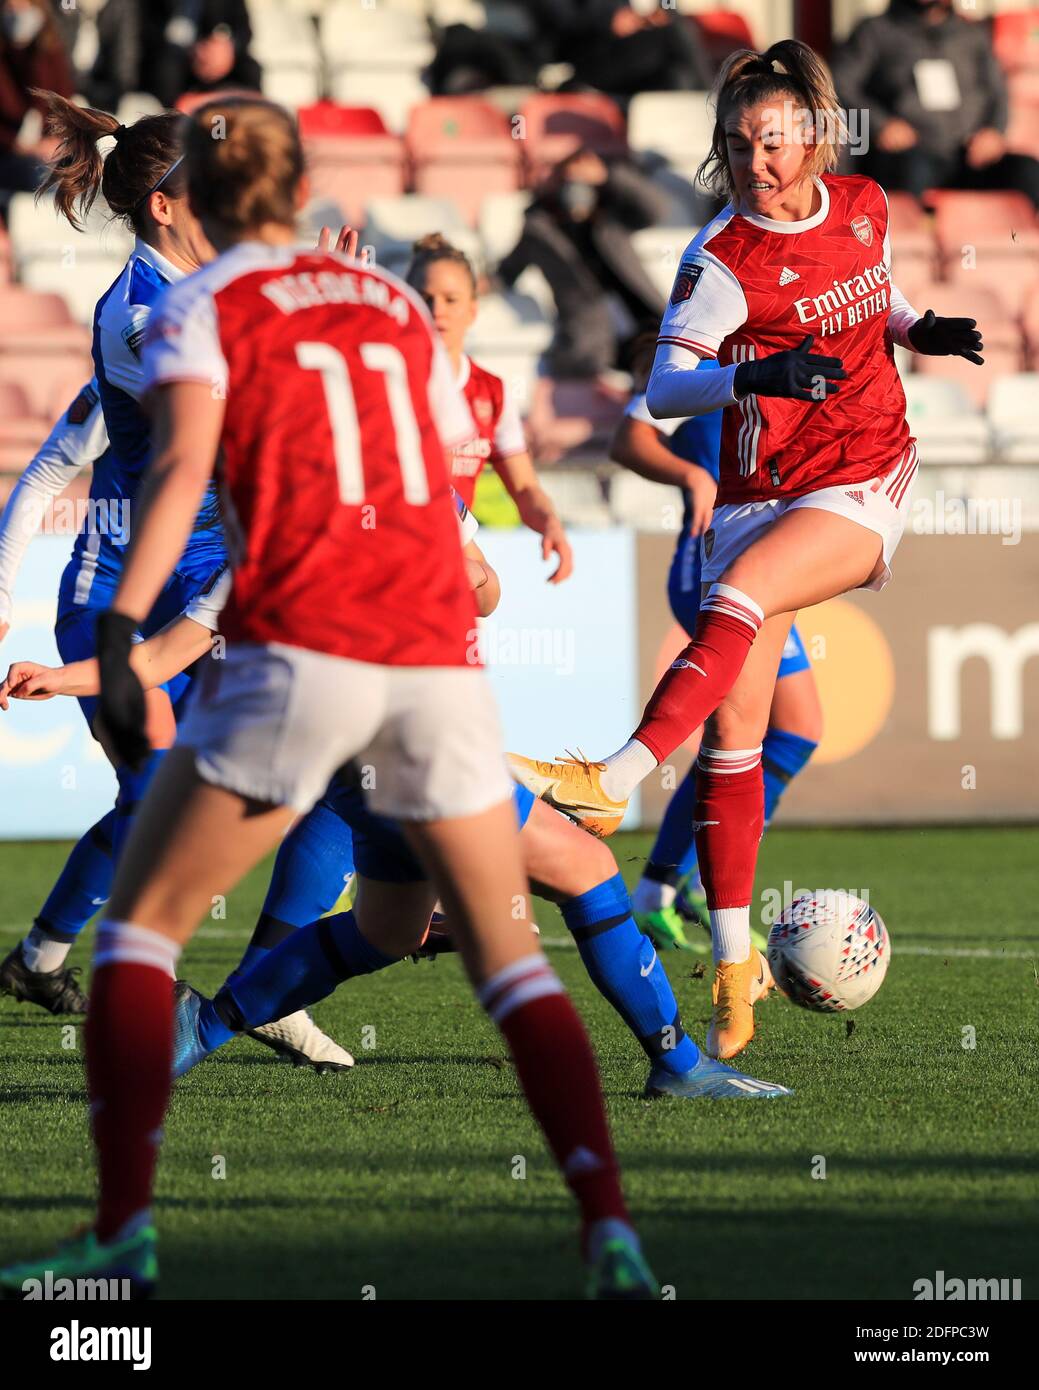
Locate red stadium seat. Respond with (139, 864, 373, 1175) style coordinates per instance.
(0, 417, 49, 452)
(299, 102, 390, 139)
(940, 256, 1039, 316)
(1007, 102, 1039, 156)
(407, 98, 522, 225)
(927, 189, 1039, 260)
(0, 381, 33, 418)
(992, 9, 1039, 73)
(297, 103, 407, 227)
(1008, 68, 1039, 108)
(0, 351, 93, 418)
(518, 93, 627, 181)
(0, 287, 73, 329)
(407, 97, 517, 161)
(902, 283, 1019, 348)
(886, 191, 938, 277)
(688, 10, 757, 69)
(1021, 279, 1039, 355)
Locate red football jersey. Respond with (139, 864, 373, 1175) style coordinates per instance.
(657, 174, 914, 504)
(143, 244, 479, 667)
(448, 355, 527, 508)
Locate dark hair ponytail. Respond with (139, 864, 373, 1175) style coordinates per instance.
(33, 91, 184, 233)
(696, 39, 845, 202)
(406, 232, 477, 294)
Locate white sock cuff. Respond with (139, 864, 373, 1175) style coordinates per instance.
(697, 744, 763, 774)
(702, 583, 764, 631)
(478, 952, 563, 1024)
(710, 907, 752, 964)
(95, 920, 181, 975)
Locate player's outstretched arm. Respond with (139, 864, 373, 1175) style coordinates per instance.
(464, 538, 501, 617)
(492, 450, 574, 584)
(0, 614, 214, 710)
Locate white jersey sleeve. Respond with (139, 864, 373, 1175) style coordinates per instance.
(491, 382, 527, 460)
(880, 188, 922, 350)
(429, 337, 476, 450)
(183, 565, 231, 632)
(657, 229, 749, 362)
(624, 392, 686, 438)
(0, 381, 109, 623)
(452, 488, 479, 546)
(142, 278, 229, 395)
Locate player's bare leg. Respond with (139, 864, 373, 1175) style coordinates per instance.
(89, 750, 293, 1285)
(510, 507, 882, 828)
(402, 797, 657, 1298)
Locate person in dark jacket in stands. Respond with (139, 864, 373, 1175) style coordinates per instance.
(147, 1, 261, 107)
(498, 146, 668, 378)
(538, 0, 713, 97)
(0, 0, 73, 200)
(832, 0, 1039, 208)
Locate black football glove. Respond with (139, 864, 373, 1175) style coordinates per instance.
(733, 334, 846, 402)
(907, 309, 984, 364)
(95, 610, 150, 770)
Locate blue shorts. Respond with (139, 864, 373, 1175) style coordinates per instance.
(54, 562, 220, 730)
(320, 777, 536, 883)
(667, 531, 809, 680)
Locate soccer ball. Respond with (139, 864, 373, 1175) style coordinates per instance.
(766, 891, 890, 1013)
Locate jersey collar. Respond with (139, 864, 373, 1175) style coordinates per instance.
(131, 236, 189, 285)
(455, 353, 472, 389)
(735, 175, 830, 235)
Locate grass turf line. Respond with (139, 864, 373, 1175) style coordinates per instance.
(1, 828, 1036, 1300)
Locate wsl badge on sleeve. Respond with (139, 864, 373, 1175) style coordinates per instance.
(670, 259, 705, 306)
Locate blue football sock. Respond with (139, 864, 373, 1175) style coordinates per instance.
(228, 801, 356, 982)
(562, 873, 700, 1075)
(645, 763, 699, 883)
(211, 909, 396, 1036)
(34, 808, 116, 941)
(113, 751, 166, 858)
(762, 728, 818, 825)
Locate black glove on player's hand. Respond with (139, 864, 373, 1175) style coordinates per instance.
(907, 309, 984, 364)
(95, 610, 150, 770)
(733, 334, 846, 402)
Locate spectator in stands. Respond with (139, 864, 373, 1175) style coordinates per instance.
(144, 1, 260, 108)
(538, 1, 713, 97)
(86, 0, 145, 113)
(498, 147, 667, 378)
(0, 0, 73, 201)
(833, 0, 1039, 210)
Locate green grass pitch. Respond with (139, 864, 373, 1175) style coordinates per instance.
(1, 827, 1036, 1301)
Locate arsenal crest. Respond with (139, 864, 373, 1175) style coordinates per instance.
(670, 260, 705, 306)
(850, 215, 873, 247)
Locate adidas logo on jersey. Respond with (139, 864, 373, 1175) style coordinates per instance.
(778, 266, 800, 285)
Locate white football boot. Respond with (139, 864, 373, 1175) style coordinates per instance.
(247, 1010, 355, 1073)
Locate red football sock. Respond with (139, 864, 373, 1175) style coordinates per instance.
(86, 922, 179, 1243)
(694, 747, 765, 912)
(480, 955, 630, 1244)
(634, 584, 763, 763)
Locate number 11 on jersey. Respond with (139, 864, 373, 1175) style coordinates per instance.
(295, 340, 430, 506)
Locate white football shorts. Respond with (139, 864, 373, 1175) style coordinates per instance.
(701, 441, 919, 593)
(176, 642, 514, 820)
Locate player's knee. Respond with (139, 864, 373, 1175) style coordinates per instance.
(705, 700, 769, 751)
